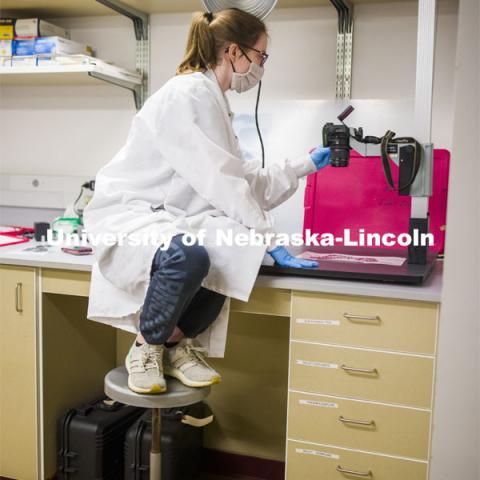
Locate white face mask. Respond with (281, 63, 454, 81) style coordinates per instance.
(230, 60, 264, 93)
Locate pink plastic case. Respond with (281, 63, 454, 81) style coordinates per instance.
(303, 149, 450, 254)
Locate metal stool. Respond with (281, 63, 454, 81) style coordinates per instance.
(105, 366, 210, 480)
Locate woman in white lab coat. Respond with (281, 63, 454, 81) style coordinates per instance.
(83, 8, 330, 394)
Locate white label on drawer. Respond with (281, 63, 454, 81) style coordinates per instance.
(296, 360, 338, 369)
(296, 318, 340, 326)
(299, 399, 338, 408)
(295, 448, 340, 460)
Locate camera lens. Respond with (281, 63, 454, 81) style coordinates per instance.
(330, 145, 350, 167)
(322, 123, 350, 167)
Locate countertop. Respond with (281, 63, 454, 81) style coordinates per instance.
(0, 241, 443, 303)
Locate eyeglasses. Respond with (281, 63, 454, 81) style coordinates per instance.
(240, 45, 269, 67)
(225, 44, 269, 67)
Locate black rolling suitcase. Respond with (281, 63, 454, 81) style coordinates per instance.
(124, 402, 213, 480)
(57, 397, 145, 479)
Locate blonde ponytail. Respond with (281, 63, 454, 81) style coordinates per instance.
(177, 12, 216, 74)
(177, 8, 267, 75)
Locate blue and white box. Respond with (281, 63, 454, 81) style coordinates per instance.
(13, 38, 36, 56)
(34, 36, 90, 56)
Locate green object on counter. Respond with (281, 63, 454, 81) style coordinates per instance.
(52, 217, 81, 235)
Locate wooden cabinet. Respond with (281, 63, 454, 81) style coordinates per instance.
(0, 262, 441, 480)
(0, 265, 38, 480)
(286, 291, 439, 480)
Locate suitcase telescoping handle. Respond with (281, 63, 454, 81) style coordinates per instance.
(181, 414, 214, 427)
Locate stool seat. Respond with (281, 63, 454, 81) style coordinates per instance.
(105, 367, 211, 409)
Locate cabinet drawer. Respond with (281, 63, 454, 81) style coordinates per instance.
(289, 342, 434, 408)
(42, 269, 91, 297)
(286, 440, 428, 480)
(288, 391, 430, 460)
(291, 292, 438, 354)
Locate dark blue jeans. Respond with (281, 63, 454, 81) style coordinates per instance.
(139, 234, 226, 345)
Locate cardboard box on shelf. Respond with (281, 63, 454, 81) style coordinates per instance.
(36, 53, 87, 66)
(0, 19, 14, 40)
(34, 36, 92, 56)
(12, 38, 36, 56)
(0, 39, 12, 56)
(11, 55, 36, 67)
(0, 56, 12, 66)
(14, 18, 70, 39)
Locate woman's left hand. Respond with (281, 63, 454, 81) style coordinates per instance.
(310, 146, 331, 171)
(268, 246, 319, 269)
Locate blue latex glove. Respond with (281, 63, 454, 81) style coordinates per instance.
(268, 246, 319, 269)
(310, 146, 331, 170)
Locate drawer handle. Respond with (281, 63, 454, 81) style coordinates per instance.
(341, 364, 378, 375)
(339, 415, 376, 428)
(15, 282, 23, 313)
(336, 465, 372, 478)
(343, 313, 381, 323)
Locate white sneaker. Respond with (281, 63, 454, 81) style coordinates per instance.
(125, 342, 167, 394)
(163, 339, 221, 387)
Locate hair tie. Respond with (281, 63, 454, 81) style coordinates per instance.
(204, 11, 214, 24)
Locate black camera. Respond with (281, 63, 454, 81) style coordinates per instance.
(322, 123, 351, 167)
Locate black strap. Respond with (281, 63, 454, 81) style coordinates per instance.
(381, 130, 396, 189)
(380, 130, 422, 192)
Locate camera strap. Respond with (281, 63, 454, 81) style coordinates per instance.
(380, 130, 422, 192)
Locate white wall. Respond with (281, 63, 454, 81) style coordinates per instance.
(0, 1, 458, 232)
(430, 0, 480, 479)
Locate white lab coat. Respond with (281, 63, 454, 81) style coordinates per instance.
(83, 68, 316, 357)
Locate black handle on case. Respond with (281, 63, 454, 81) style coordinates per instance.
(97, 398, 123, 412)
(76, 397, 121, 415)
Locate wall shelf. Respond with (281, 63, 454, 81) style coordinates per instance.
(0, 0, 149, 109)
(0, 0, 418, 18)
(0, 64, 142, 89)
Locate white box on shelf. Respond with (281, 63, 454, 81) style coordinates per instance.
(0, 56, 12, 66)
(11, 55, 36, 67)
(0, 39, 12, 56)
(36, 53, 88, 66)
(36, 54, 58, 66)
(14, 18, 70, 39)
